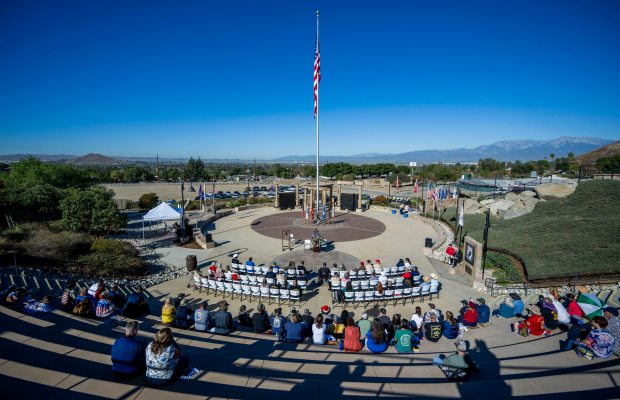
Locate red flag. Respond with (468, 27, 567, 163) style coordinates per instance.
(313, 32, 321, 118)
(414, 179, 418, 194)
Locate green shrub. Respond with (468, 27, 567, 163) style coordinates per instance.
(485, 251, 522, 283)
(372, 196, 390, 206)
(79, 239, 144, 277)
(138, 193, 159, 209)
(22, 227, 90, 260)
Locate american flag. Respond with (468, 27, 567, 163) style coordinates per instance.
(313, 33, 321, 119)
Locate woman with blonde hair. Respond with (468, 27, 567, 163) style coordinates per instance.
(161, 298, 176, 326)
(145, 327, 189, 385)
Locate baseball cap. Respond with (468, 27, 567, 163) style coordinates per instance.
(362, 313, 368, 319)
(604, 307, 618, 316)
(455, 340, 467, 351)
(476, 298, 486, 305)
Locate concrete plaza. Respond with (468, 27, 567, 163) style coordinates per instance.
(0, 208, 618, 399)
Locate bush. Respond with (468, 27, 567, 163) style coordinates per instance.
(372, 196, 390, 206)
(22, 227, 90, 260)
(78, 238, 144, 277)
(485, 251, 522, 283)
(138, 193, 159, 209)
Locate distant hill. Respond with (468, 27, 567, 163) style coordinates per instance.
(0, 136, 616, 164)
(577, 140, 620, 161)
(0, 154, 77, 162)
(70, 153, 119, 165)
(272, 136, 615, 164)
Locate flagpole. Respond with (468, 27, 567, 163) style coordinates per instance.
(315, 9, 320, 224)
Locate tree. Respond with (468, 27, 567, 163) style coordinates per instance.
(60, 186, 126, 236)
(139, 193, 159, 209)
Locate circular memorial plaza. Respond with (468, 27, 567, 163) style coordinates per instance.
(250, 211, 386, 242)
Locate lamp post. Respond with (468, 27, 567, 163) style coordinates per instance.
(179, 179, 186, 237)
(212, 178, 216, 215)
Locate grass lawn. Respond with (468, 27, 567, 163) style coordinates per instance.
(441, 180, 620, 280)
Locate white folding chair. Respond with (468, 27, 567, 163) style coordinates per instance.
(232, 283, 242, 299)
(373, 290, 384, 306)
(420, 285, 430, 301)
(364, 290, 375, 307)
(344, 291, 356, 306)
(290, 288, 301, 305)
(216, 281, 225, 296)
(250, 285, 261, 301)
(393, 288, 403, 306)
(279, 288, 290, 305)
(429, 282, 439, 300)
(360, 280, 370, 290)
(411, 286, 422, 302)
(241, 284, 252, 300)
(402, 287, 413, 305)
(200, 277, 209, 294)
(260, 286, 270, 301)
(354, 291, 365, 303)
(269, 287, 280, 304)
(192, 276, 202, 292)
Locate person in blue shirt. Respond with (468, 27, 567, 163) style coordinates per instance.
(476, 298, 491, 324)
(284, 313, 304, 343)
(245, 257, 255, 267)
(270, 308, 286, 341)
(111, 321, 146, 377)
(512, 293, 525, 317)
(493, 293, 524, 318)
(442, 311, 459, 339)
(123, 286, 150, 318)
(365, 319, 389, 353)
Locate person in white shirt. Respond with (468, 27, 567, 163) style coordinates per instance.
(312, 314, 327, 344)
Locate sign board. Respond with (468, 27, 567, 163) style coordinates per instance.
(409, 162, 417, 167)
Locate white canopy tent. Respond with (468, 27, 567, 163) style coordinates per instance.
(142, 202, 182, 239)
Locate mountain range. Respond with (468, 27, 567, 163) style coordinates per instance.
(0, 136, 615, 164)
(271, 136, 614, 163)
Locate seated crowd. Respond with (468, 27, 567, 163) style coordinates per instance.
(1, 278, 152, 321)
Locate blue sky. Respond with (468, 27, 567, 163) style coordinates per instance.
(0, 0, 619, 159)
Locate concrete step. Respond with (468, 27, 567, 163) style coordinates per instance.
(607, 289, 620, 307)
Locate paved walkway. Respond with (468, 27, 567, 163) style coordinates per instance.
(0, 208, 618, 399)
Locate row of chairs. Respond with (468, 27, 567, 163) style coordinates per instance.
(230, 263, 308, 279)
(331, 275, 428, 290)
(332, 283, 440, 308)
(330, 266, 413, 280)
(218, 273, 309, 288)
(192, 276, 304, 305)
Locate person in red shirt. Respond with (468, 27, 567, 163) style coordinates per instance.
(514, 305, 545, 336)
(461, 301, 478, 327)
(446, 244, 456, 266)
(565, 293, 584, 318)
